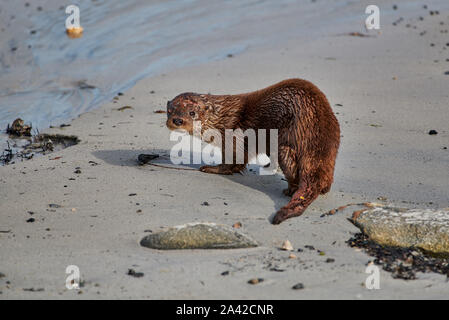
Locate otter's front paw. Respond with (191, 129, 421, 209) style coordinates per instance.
(272, 208, 289, 225)
(199, 165, 233, 175)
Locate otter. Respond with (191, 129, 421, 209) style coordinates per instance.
(166, 79, 340, 224)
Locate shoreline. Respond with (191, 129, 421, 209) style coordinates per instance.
(1, 1, 449, 299)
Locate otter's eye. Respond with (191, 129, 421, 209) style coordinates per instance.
(189, 111, 195, 117)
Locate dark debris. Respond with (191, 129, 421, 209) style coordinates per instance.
(347, 233, 449, 280)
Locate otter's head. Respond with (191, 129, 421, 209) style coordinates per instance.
(166, 93, 213, 134)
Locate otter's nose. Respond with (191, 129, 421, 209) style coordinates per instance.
(172, 118, 183, 126)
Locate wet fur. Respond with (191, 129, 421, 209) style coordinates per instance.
(166, 79, 340, 224)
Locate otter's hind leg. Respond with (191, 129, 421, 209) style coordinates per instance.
(272, 173, 320, 225)
(278, 145, 300, 196)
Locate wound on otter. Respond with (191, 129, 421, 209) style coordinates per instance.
(166, 79, 340, 224)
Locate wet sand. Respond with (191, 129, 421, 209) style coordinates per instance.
(1, 1, 449, 299)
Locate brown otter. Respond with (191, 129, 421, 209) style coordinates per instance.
(166, 79, 340, 224)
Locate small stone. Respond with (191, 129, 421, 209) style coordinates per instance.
(201, 201, 209, 206)
(128, 193, 137, 196)
(292, 283, 304, 290)
(71, 208, 76, 212)
(221, 271, 230, 276)
(326, 258, 335, 263)
(428, 130, 438, 135)
(248, 278, 263, 285)
(127, 269, 144, 278)
(232, 222, 242, 229)
(48, 204, 61, 208)
(281, 240, 294, 251)
(26, 218, 35, 223)
(288, 253, 297, 259)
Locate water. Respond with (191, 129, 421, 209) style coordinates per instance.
(0, 0, 411, 151)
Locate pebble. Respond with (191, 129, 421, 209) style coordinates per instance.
(127, 269, 144, 278)
(281, 240, 294, 251)
(292, 283, 305, 290)
(248, 278, 263, 285)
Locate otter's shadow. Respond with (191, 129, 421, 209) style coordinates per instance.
(92, 149, 289, 221)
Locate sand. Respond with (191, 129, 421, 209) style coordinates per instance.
(1, 0, 449, 299)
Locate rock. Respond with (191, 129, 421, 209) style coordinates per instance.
(248, 278, 263, 285)
(232, 222, 242, 229)
(281, 240, 293, 251)
(6, 118, 31, 137)
(350, 206, 449, 255)
(140, 223, 258, 250)
(137, 153, 159, 165)
(127, 269, 144, 278)
(292, 283, 304, 290)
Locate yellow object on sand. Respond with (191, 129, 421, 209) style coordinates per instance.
(66, 26, 84, 38)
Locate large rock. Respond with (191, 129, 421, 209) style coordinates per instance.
(350, 206, 449, 255)
(140, 223, 258, 250)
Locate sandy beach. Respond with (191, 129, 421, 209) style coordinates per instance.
(1, 0, 449, 299)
